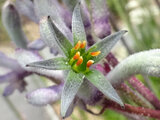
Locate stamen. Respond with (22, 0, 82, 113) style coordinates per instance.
(87, 60, 94, 67)
(91, 51, 101, 56)
(80, 41, 86, 49)
(73, 52, 80, 60)
(74, 41, 81, 50)
(76, 56, 83, 66)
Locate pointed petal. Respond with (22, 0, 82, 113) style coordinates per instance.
(72, 2, 87, 44)
(26, 84, 63, 106)
(2, 1, 28, 49)
(61, 70, 84, 117)
(34, 0, 73, 41)
(87, 30, 127, 63)
(63, 99, 76, 118)
(85, 69, 123, 106)
(40, 17, 73, 57)
(16, 49, 64, 83)
(27, 57, 70, 70)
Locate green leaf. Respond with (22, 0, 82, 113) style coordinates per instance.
(87, 30, 127, 63)
(72, 2, 86, 45)
(40, 16, 73, 57)
(26, 57, 70, 70)
(85, 69, 124, 106)
(61, 70, 84, 117)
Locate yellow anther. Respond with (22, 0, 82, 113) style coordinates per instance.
(74, 41, 81, 50)
(87, 60, 94, 67)
(90, 51, 101, 56)
(73, 52, 80, 60)
(80, 41, 86, 49)
(76, 56, 83, 66)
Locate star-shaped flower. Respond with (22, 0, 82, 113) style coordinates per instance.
(26, 2, 127, 118)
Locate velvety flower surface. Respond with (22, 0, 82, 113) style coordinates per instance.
(26, 2, 127, 118)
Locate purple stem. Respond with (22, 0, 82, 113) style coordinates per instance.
(106, 52, 160, 109)
(129, 77, 160, 109)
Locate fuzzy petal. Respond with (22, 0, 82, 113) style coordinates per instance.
(27, 57, 70, 70)
(72, 2, 87, 45)
(85, 69, 123, 106)
(107, 49, 160, 87)
(2, 1, 28, 49)
(16, 49, 64, 83)
(39, 17, 73, 57)
(87, 30, 127, 63)
(61, 70, 84, 117)
(26, 84, 63, 106)
(34, 0, 72, 41)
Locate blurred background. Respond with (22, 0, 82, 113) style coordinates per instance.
(0, 0, 160, 120)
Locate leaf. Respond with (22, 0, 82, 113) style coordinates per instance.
(85, 69, 124, 106)
(26, 57, 70, 70)
(72, 2, 87, 45)
(40, 17, 73, 57)
(61, 70, 84, 117)
(87, 30, 127, 63)
(2, 1, 28, 49)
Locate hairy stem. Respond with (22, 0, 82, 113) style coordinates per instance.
(103, 99, 160, 119)
(106, 53, 160, 109)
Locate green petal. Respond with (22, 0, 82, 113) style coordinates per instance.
(61, 70, 84, 117)
(72, 2, 86, 45)
(40, 16, 73, 57)
(87, 30, 127, 63)
(26, 57, 70, 70)
(85, 69, 124, 106)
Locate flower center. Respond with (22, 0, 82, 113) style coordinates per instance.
(69, 40, 101, 73)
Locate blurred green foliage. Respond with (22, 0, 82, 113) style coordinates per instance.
(0, 0, 10, 43)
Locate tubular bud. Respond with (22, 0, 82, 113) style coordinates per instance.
(73, 52, 80, 60)
(91, 51, 101, 56)
(76, 56, 83, 66)
(74, 41, 81, 50)
(80, 41, 86, 49)
(87, 60, 94, 67)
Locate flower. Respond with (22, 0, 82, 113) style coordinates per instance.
(26, 2, 127, 118)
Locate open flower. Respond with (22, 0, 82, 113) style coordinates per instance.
(26, 2, 127, 118)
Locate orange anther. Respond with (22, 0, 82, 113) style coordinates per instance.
(80, 41, 86, 48)
(73, 52, 80, 60)
(76, 56, 83, 66)
(87, 60, 94, 67)
(74, 41, 81, 50)
(90, 51, 101, 56)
